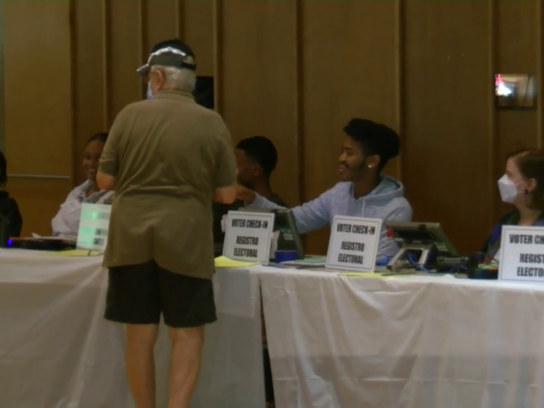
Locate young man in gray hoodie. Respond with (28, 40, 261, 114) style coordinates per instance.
(236, 118, 412, 258)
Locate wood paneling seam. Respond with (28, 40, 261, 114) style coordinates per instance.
(102, 0, 111, 126)
(176, 0, 185, 40)
(295, 0, 305, 204)
(138, 0, 148, 100)
(212, 0, 222, 113)
(395, 0, 405, 182)
(69, 0, 77, 186)
(488, 0, 498, 227)
(537, 0, 543, 148)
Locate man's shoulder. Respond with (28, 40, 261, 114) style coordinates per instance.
(136, 99, 226, 131)
(390, 195, 411, 208)
(121, 98, 220, 114)
(301, 182, 350, 203)
(117, 100, 143, 115)
(184, 104, 225, 126)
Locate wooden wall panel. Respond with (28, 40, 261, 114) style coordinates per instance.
(2, 2, 73, 236)
(302, 2, 398, 255)
(74, 0, 108, 184)
(3, 0, 544, 256)
(3, 2, 72, 176)
(219, 1, 300, 208)
(404, 3, 491, 254)
(9, 179, 71, 237)
(108, 0, 142, 119)
(185, 0, 213, 76)
(145, 1, 178, 50)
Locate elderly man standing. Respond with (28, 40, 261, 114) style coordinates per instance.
(96, 39, 237, 408)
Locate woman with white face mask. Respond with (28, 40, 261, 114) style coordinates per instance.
(480, 149, 544, 263)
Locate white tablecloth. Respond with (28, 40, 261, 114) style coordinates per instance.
(10, 248, 541, 408)
(0, 249, 264, 408)
(255, 266, 544, 408)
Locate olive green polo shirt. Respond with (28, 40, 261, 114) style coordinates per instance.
(99, 90, 236, 279)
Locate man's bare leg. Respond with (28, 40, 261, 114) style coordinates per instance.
(167, 326, 205, 408)
(126, 324, 160, 408)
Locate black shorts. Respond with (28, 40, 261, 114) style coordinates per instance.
(104, 260, 216, 328)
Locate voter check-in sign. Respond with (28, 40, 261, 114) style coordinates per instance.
(326, 215, 382, 272)
(499, 225, 544, 283)
(76, 203, 111, 252)
(223, 211, 275, 263)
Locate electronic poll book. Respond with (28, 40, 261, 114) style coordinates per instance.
(385, 221, 476, 272)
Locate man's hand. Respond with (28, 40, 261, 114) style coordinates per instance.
(214, 186, 237, 204)
(236, 185, 256, 203)
(103, 195, 114, 205)
(96, 171, 115, 191)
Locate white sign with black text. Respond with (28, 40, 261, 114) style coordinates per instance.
(499, 225, 544, 283)
(223, 211, 275, 263)
(326, 215, 382, 272)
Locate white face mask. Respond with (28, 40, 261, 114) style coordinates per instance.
(146, 82, 153, 99)
(497, 174, 521, 203)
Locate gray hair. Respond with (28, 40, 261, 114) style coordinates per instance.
(150, 65, 196, 92)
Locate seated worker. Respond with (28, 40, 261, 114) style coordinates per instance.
(0, 150, 23, 239)
(480, 149, 544, 263)
(213, 136, 287, 246)
(236, 118, 412, 258)
(51, 133, 114, 236)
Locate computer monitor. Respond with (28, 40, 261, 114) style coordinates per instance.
(240, 208, 305, 260)
(385, 221, 458, 270)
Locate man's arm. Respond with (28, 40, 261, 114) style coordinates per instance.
(213, 127, 237, 203)
(239, 186, 331, 234)
(214, 187, 236, 204)
(97, 109, 125, 190)
(385, 199, 412, 222)
(96, 172, 115, 191)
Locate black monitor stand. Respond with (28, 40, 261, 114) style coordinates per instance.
(387, 243, 435, 270)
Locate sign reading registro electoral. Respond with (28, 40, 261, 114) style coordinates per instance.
(223, 211, 275, 263)
(499, 225, 544, 283)
(326, 215, 382, 272)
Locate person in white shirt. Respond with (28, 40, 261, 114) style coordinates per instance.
(51, 133, 114, 236)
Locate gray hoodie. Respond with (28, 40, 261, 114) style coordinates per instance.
(249, 175, 412, 257)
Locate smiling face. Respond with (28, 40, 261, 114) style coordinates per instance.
(82, 140, 105, 183)
(338, 137, 365, 181)
(337, 136, 381, 182)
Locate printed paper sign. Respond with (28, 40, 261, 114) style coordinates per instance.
(223, 211, 275, 263)
(326, 216, 382, 272)
(76, 203, 111, 252)
(499, 225, 544, 283)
